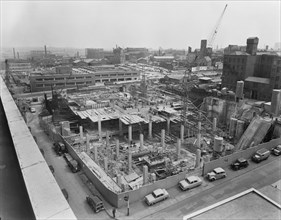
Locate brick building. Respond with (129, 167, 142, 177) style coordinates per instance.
(221, 37, 281, 101)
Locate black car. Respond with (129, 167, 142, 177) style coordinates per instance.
(231, 158, 249, 170)
(272, 145, 281, 156)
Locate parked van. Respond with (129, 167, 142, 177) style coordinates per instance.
(86, 195, 104, 213)
(251, 148, 270, 163)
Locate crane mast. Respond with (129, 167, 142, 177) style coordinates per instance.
(208, 4, 228, 48)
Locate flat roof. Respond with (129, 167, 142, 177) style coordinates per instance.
(245, 76, 270, 84)
(0, 77, 77, 220)
(183, 188, 281, 220)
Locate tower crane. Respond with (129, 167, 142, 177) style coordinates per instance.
(207, 4, 228, 48)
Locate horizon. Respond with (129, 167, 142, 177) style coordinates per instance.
(1, 1, 280, 50)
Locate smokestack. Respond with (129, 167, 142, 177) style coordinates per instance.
(44, 45, 47, 56)
(17, 52, 20, 59)
(13, 48, 16, 59)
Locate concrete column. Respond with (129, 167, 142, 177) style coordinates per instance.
(116, 139, 120, 159)
(213, 117, 217, 132)
(94, 144, 98, 162)
(140, 134, 144, 150)
(271, 89, 281, 115)
(104, 157, 108, 172)
(177, 138, 181, 160)
(128, 151, 132, 173)
(148, 121, 152, 139)
(98, 116, 102, 141)
(198, 122, 201, 131)
(197, 133, 201, 148)
(167, 117, 171, 134)
(161, 129, 165, 149)
(187, 128, 190, 137)
(79, 126, 83, 140)
(117, 174, 122, 187)
(180, 124, 184, 142)
(106, 130, 109, 148)
(128, 125, 132, 144)
(143, 165, 148, 185)
(119, 119, 123, 137)
(195, 149, 201, 168)
(86, 134, 90, 153)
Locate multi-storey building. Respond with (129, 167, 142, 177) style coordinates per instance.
(6, 59, 32, 74)
(29, 66, 140, 92)
(85, 48, 105, 59)
(221, 37, 281, 101)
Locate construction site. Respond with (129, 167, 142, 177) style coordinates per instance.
(34, 66, 281, 207)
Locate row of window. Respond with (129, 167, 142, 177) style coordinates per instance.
(35, 77, 138, 87)
(224, 57, 246, 63)
(35, 73, 138, 81)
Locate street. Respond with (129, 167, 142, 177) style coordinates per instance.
(26, 105, 113, 220)
(140, 157, 281, 220)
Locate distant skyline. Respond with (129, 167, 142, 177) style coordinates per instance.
(1, 1, 280, 50)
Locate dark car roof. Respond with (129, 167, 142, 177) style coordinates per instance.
(87, 195, 102, 204)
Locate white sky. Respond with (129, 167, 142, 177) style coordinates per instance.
(1, 1, 280, 49)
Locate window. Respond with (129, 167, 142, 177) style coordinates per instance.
(67, 82, 75, 85)
(86, 76, 92, 78)
(75, 77, 84, 79)
(110, 74, 117, 76)
(36, 78, 43, 81)
(276, 76, 280, 81)
(36, 84, 43, 87)
(55, 78, 65, 80)
(76, 82, 85, 84)
(86, 81, 92, 84)
(45, 78, 54, 81)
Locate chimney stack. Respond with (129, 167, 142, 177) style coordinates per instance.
(13, 48, 16, 59)
(44, 45, 47, 56)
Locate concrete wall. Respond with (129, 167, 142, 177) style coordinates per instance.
(203, 137, 281, 175)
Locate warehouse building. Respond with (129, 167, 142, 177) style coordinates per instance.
(30, 66, 140, 92)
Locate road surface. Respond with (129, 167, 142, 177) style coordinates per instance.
(140, 156, 281, 220)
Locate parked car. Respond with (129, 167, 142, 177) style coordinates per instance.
(207, 167, 226, 181)
(86, 195, 104, 213)
(63, 153, 80, 173)
(271, 145, 281, 156)
(144, 188, 169, 206)
(230, 158, 249, 170)
(61, 188, 68, 200)
(251, 148, 270, 163)
(53, 142, 67, 156)
(179, 175, 202, 191)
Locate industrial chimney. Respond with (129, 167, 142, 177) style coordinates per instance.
(44, 45, 47, 56)
(13, 48, 16, 59)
